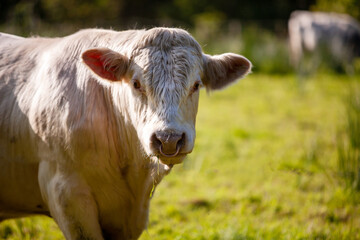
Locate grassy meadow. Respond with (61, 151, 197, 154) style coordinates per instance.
(1, 73, 360, 239)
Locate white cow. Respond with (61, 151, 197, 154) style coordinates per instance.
(0, 28, 251, 239)
(288, 11, 360, 73)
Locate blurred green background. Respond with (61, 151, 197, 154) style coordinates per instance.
(1, 0, 360, 74)
(1, 0, 360, 239)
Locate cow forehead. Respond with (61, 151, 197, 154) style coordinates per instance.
(132, 27, 203, 54)
(133, 46, 202, 101)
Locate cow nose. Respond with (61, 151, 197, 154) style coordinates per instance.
(151, 131, 185, 157)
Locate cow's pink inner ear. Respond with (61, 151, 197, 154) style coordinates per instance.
(82, 48, 128, 82)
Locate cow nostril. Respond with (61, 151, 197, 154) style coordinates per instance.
(151, 133, 162, 150)
(151, 131, 186, 157)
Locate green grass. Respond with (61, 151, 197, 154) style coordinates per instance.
(338, 83, 360, 191)
(1, 74, 359, 240)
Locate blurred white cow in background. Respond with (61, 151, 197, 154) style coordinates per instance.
(288, 10, 360, 74)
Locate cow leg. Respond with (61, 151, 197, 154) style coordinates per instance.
(38, 161, 104, 240)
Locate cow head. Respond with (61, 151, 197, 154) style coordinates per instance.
(82, 28, 251, 165)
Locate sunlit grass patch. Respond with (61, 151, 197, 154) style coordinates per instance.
(338, 82, 360, 192)
(0, 217, 62, 240)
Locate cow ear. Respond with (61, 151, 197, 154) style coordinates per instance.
(202, 53, 251, 90)
(82, 48, 129, 81)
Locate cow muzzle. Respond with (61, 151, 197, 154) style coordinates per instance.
(150, 130, 186, 164)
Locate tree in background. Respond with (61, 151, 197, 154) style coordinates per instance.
(311, 0, 360, 20)
(1, 0, 315, 32)
(38, 0, 123, 24)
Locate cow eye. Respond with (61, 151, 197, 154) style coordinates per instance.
(191, 81, 202, 94)
(131, 79, 146, 94)
(133, 79, 141, 90)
